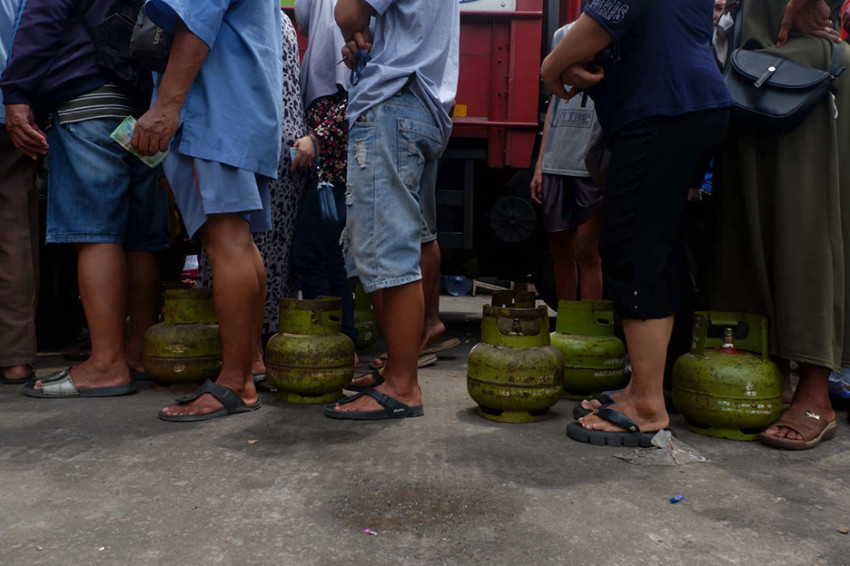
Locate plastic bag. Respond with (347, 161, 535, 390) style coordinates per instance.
(613, 430, 709, 466)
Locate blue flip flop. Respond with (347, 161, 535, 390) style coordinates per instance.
(567, 406, 667, 447)
(324, 387, 423, 420)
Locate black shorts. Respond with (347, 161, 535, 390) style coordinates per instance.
(600, 108, 729, 320)
(540, 174, 603, 233)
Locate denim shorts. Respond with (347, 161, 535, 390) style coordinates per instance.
(346, 90, 444, 293)
(46, 116, 170, 252)
(162, 152, 272, 239)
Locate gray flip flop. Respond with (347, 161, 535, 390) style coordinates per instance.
(23, 368, 137, 398)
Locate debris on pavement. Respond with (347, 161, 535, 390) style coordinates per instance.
(362, 529, 378, 536)
(614, 430, 709, 466)
(838, 528, 849, 535)
(669, 495, 684, 504)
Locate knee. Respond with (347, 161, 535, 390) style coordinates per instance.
(201, 215, 254, 257)
(576, 244, 601, 269)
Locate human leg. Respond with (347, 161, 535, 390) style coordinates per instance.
(0, 125, 39, 382)
(33, 243, 133, 391)
(330, 90, 443, 417)
(548, 229, 579, 301)
(576, 317, 672, 432)
(159, 214, 260, 417)
(32, 116, 169, 393)
(419, 239, 444, 347)
(125, 251, 160, 373)
(572, 110, 727, 436)
(575, 214, 602, 300)
(157, 157, 270, 418)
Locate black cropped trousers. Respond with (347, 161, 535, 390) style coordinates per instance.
(600, 108, 729, 320)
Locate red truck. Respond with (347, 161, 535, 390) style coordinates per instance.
(436, 0, 579, 306)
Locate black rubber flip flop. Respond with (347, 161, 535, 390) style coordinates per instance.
(344, 368, 385, 392)
(566, 406, 663, 447)
(158, 379, 261, 422)
(572, 391, 618, 420)
(324, 387, 423, 420)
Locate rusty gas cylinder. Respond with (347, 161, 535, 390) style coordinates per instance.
(491, 290, 536, 309)
(550, 300, 627, 400)
(672, 312, 783, 441)
(142, 288, 222, 385)
(467, 304, 564, 423)
(352, 283, 380, 351)
(266, 297, 355, 404)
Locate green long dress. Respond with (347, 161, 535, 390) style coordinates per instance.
(708, 0, 850, 371)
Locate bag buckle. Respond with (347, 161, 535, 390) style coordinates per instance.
(754, 60, 782, 88)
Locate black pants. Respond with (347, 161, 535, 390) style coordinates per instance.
(600, 108, 729, 320)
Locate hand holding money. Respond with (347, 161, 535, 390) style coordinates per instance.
(110, 116, 168, 168)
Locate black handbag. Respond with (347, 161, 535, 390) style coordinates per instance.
(723, 4, 845, 134)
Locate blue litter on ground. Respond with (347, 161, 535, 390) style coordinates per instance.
(669, 494, 684, 504)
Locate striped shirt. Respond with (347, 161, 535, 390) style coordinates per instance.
(56, 83, 142, 125)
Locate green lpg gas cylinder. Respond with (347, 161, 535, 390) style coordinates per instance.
(550, 300, 626, 400)
(142, 288, 222, 385)
(467, 305, 564, 423)
(491, 290, 536, 309)
(352, 283, 380, 351)
(672, 312, 783, 441)
(266, 297, 355, 404)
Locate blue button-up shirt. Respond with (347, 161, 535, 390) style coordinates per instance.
(145, 0, 283, 178)
(346, 0, 459, 148)
(0, 0, 24, 124)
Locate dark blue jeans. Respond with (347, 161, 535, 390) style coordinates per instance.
(291, 181, 357, 342)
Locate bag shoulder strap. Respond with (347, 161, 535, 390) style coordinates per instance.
(733, 0, 743, 50)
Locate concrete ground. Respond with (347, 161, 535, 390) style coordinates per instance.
(1, 295, 849, 566)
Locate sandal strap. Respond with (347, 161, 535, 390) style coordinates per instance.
(772, 407, 830, 440)
(597, 393, 616, 406)
(174, 380, 246, 413)
(593, 407, 641, 432)
(362, 387, 410, 413)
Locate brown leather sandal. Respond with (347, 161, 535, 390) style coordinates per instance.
(759, 407, 837, 450)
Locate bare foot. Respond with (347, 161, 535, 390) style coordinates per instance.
(372, 320, 447, 368)
(577, 396, 669, 433)
(33, 359, 131, 391)
(159, 378, 258, 418)
(349, 368, 382, 388)
(420, 319, 446, 351)
(579, 388, 626, 413)
(330, 379, 421, 413)
(1, 364, 33, 381)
